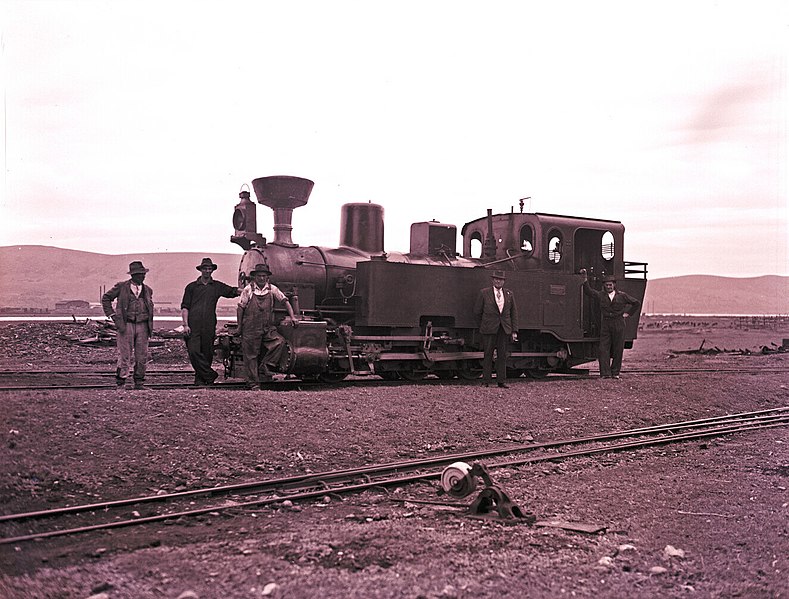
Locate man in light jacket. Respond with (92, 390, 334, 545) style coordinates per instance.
(102, 261, 154, 389)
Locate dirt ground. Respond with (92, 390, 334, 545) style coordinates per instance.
(1, 319, 788, 599)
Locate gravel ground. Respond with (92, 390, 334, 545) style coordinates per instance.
(1, 320, 788, 599)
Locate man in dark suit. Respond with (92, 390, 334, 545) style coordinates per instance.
(580, 270, 641, 379)
(181, 258, 240, 386)
(474, 270, 519, 388)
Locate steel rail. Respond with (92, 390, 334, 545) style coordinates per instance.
(2, 407, 787, 524)
(0, 383, 249, 391)
(606, 367, 789, 375)
(1, 365, 788, 392)
(1, 365, 786, 377)
(0, 369, 194, 375)
(1, 417, 786, 545)
(487, 420, 789, 470)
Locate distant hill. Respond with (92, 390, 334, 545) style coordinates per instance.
(1, 246, 787, 314)
(642, 274, 788, 315)
(0, 246, 242, 309)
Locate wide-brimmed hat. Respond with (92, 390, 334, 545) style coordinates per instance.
(491, 270, 506, 280)
(196, 257, 218, 271)
(128, 261, 149, 275)
(602, 274, 617, 283)
(250, 264, 272, 276)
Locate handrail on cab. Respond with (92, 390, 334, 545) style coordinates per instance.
(624, 261, 648, 279)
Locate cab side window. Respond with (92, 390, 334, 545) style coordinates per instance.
(547, 231, 562, 264)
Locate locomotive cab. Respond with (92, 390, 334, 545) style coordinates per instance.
(461, 211, 647, 362)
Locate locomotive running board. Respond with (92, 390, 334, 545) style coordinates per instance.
(376, 351, 566, 361)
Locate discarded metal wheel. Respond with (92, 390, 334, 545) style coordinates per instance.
(440, 461, 476, 498)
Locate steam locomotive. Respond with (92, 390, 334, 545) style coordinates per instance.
(216, 175, 648, 381)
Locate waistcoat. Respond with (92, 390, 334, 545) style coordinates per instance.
(126, 292, 150, 322)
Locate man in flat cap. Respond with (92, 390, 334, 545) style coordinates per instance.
(474, 270, 519, 388)
(237, 264, 299, 389)
(181, 258, 240, 386)
(102, 261, 154, 390)
(580, 270, 641, 379)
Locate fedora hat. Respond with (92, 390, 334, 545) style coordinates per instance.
(250, 264, 272, 276)
(128, 261, 149, 275)
(490, 270, 506, 280)
(602, 274, 617, 283)
(196, 257, 218, 271)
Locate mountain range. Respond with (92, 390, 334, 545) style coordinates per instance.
(1, 246, 787, 315)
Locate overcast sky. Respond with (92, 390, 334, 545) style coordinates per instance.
(1, 1, 787, 279)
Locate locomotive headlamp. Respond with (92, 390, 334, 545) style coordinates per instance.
(232, 207, 246, 230)
(230, 184, 264, 250)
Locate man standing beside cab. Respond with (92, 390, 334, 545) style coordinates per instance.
(580, 269, 641, 379)
(181, 258, 240, 386)
(474, 270, 519, 388)
(102, 261, 154, 390)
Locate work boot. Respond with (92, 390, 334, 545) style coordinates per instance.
(259, 364, 274, 381)
(133, 380, 145, 390)
(115, 368, 126, 388)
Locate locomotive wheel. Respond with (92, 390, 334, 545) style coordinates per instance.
(434, 370, 457, 380)
(378, 371, 400, 381)
(440, 462, 476, 498)
(318, 371, 349, 383)
(399, 368, 428, 382)
(458, 362, 482, 380)
(506, 368, 526, 379)
(526, 369, 549, 379)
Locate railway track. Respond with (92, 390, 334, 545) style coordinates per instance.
(2, 406, 787, 545)
(1, 365, 788, 391)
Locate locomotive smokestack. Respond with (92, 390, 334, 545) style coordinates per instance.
(252, 176, 315, 247)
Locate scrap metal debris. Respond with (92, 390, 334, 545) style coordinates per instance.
(60, 320, 165, 347)
(438, 461, 535, 523)
(59, 319, 116, 346)
(670, 339, 788, 356)
(534, 520, 607, 534)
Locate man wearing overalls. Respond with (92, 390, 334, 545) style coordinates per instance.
(236, 264, 298, 389)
